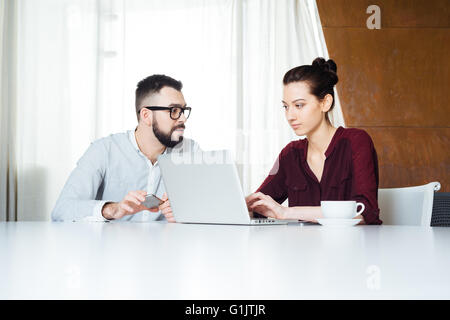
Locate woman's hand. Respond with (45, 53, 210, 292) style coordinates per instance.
(245, 192, 288, 220)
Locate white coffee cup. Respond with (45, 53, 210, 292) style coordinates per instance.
(320, 201, 365, 219)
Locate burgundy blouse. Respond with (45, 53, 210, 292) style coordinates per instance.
(257, 126, 382, 225)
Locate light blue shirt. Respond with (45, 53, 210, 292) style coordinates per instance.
(51, 129, 200, 222)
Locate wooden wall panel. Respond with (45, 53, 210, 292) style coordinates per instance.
(317, 0, 450, 192)
(366, 128, 450, 189)
(323, 28, 450, 127)
(317, 0, 450, 27)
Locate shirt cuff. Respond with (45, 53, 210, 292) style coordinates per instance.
(81, 200, 109, 222)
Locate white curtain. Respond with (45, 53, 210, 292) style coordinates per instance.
(14, 0, 99, 220)
(238, 0, 344, 193)
(4, 0, 344, 221)
(0, 0, 18, 221)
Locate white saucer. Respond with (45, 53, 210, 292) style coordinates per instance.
(317, 218, 362, 227)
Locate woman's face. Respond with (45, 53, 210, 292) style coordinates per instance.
(282, 81, 329, 136)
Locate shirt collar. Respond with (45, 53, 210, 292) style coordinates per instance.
(302, 126, 344, 159)
(128, 128, 168, 158)
(324, 126, 344, 158)
(128, 128, 140, 152)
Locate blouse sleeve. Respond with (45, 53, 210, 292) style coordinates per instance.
(350, 130, 382, 225)
(256, 149, 288, 205)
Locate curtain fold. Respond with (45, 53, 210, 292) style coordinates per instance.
(15, 0, 99, 220)
(0, 0, 18, 221)
(7, 0, 343, 220)
(238, 0, 345, 193)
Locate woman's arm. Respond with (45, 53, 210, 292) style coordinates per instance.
(285, 207, 365, 224)
(247, 192, 323, 222)
(247, 192, 366, 224)
(349, 130, 382, 225)
(283, 206, 322, 222)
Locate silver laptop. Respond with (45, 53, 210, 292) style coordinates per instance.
(158, 150, 298, 225)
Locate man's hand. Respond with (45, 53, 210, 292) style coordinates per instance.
(102, 190, 159, 220)
(159, 193, 176, 223)
(245, 192, 288, 220)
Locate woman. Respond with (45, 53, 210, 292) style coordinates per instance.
(246, 58, 382, 225)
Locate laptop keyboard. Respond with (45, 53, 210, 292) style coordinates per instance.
(252, 219, 277, 224)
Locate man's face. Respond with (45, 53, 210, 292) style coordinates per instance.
(140, 86, 188, 148)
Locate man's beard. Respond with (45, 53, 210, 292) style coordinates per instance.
(152, 118, 185, 148)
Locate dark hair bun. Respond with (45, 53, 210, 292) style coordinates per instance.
(312, 57, 337, 74)
(311, 57, 338, 86)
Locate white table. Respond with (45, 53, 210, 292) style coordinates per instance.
(1, 221, 449, 299)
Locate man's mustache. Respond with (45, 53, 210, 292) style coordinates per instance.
(173, 124, 185, 130)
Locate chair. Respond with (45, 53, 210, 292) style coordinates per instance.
(431, 192, 450, 227)
(378, 182, 441, 226)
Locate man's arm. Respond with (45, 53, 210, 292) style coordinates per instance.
(51, 140, 108, 221)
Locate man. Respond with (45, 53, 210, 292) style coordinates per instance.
(51, 74, 199, 222)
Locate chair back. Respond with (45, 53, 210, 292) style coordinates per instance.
(378, 182, 441, 226)
(431, 192, 450, 227)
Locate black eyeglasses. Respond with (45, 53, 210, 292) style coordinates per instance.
(143, 106, 191, 120)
